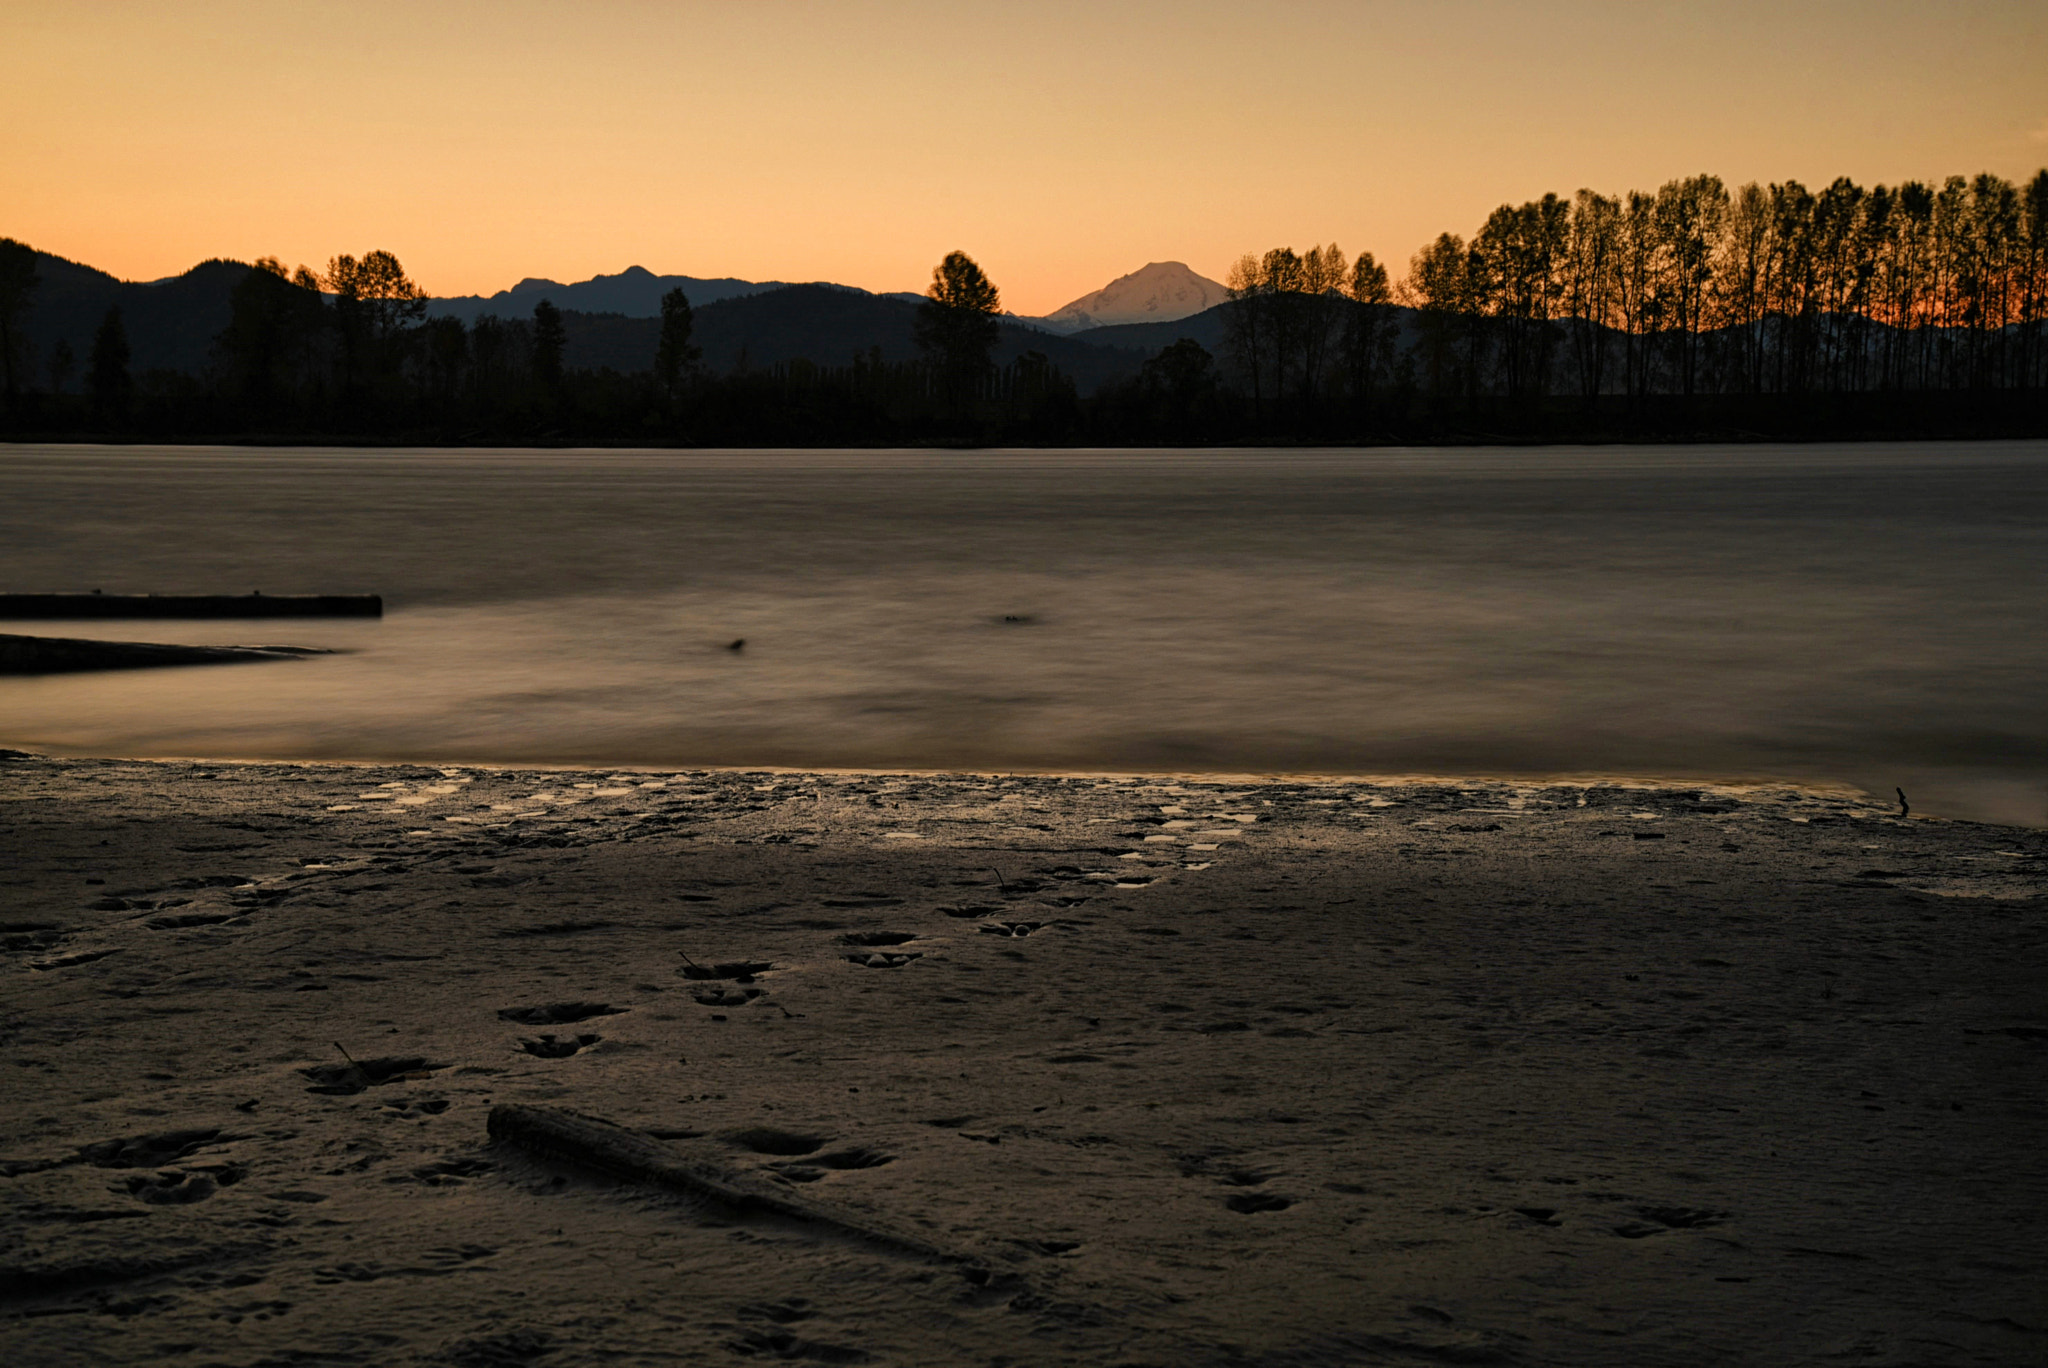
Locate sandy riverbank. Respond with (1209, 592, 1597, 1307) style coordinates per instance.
(2, 754, 2043, 1366)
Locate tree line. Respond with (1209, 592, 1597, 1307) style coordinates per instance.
(0, 243, 1089, 443)
(1218, 169, 2048, 433)
(2, 167, 2043, 446)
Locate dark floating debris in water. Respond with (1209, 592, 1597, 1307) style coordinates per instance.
(0, 592, 381, 618)
(0, 633, 334, 675)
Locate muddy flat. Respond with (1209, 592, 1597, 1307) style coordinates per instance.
(1, 755, 2043, 1366)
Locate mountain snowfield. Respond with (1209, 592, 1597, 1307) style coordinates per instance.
(1031, 261, 1229, 333)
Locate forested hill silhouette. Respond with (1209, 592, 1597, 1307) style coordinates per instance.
(560, 285, 1142, 392)
(2, 248, 1139, 394)
(1067, 306, 1232, 355)
(11, 248, 251, 375)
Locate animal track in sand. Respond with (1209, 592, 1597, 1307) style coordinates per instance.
(692, 986, 768, 1007)
(812, 1147, 894, 1170)
(145, 911, 237, 929)
(727, 1328, 871, 1363)
(518, 1033, 601, 1059)
(725, 1127, 827, 1157)
(770, 1164, 827, 1183)
(1226, 1192, 1295, 1213)
(497, 919, 615, 937)
(79, 1127, 228, 1169)
(679, 958, 774, 982)
(446, 1328, 555, 1367)
(124, 1165, 244, 1204)
(410, 1157, 494, 1185)
(301, 1055, 441, 1095)
(497, 1001, 626, 1025)
(28, 947, 120, 970)
(1217, 1167, 1281, 1187)
(1632, 1205, 1728, 1230)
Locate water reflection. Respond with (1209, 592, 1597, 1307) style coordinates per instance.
(2, 443, 2043, 825)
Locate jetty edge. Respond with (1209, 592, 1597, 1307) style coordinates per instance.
(0, 593, 382, 619)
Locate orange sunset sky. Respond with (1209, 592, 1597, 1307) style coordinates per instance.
(4, 0, 2046, 315)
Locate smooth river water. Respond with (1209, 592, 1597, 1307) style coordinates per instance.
(3, 442, 2044, 825)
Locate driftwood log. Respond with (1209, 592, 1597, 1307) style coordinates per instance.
(487, 1104, 991, 1277)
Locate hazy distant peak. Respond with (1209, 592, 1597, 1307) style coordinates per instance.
(509, 277, 566, 293)
(1037, 260, 1230, 333)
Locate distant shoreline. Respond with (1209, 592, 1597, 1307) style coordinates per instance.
(7, 426, 2044, 450)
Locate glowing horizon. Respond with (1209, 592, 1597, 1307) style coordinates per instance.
(4, 0, 2044, 316)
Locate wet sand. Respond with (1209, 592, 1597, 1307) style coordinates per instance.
(1, 754, 2043, 1366)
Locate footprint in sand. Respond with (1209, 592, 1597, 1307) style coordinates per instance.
(497, 1002, 627, 1025)
(518, 1034, 601, 1059)
(301, 1055, 441, 1095)
(692, 986, 767, 1007)
(125, 1165, 244, 1204)
(737, 1299, 815, 1324)
(1225, 1192, 1294, 1213)
(939, 904, 998, 919)
(727, 1329, 871, 1364)
(764, 1151, 893, 1184)
(846, 951, 922, 969)
(679, 958, 774, 982)
(724, 1127, 827, 1157)
(80, 1127, 229, 1169)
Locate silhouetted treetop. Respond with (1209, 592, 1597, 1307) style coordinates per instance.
(924, 250, 1000, 315)
(915, 251, 1002, 407)
(89, 306, 132, 422)
(532, 298, 566, 390)
(655, 286, 700, 399)
(323, 250, 426, 341)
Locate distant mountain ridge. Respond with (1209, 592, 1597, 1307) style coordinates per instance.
(1031, 261, 1229, 334)
(559, 285, 1147, 394)
(427, 265, 788, 322)
(3, 243, 1213, 394)
(425, 261, 1231, 335)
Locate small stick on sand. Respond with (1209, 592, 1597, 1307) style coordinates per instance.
(1897, 787, 1911, 818)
